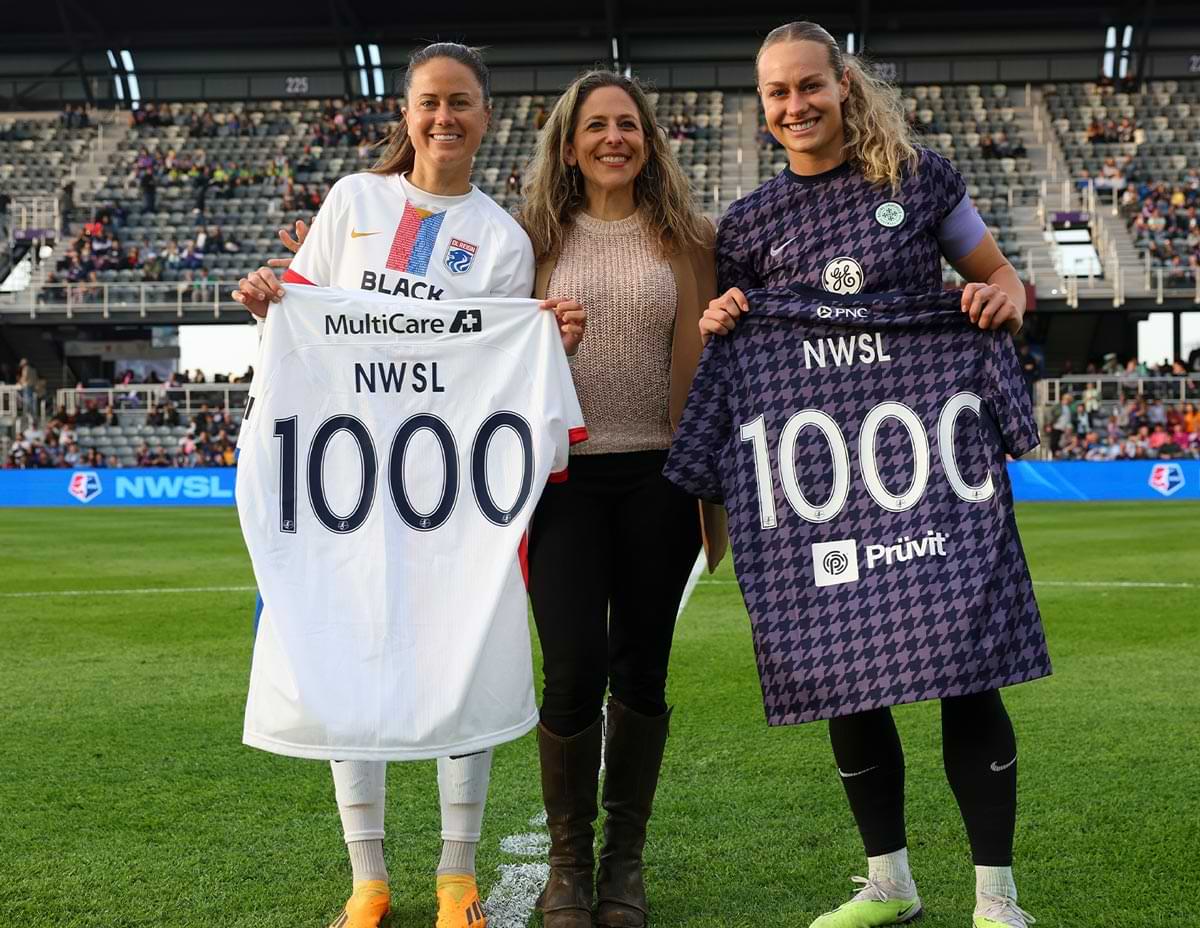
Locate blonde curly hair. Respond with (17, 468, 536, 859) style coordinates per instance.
(757, 22, 919, 190)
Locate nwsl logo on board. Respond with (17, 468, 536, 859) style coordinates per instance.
(68, 471, 103, 503)
(1148, 462, 1185, 497)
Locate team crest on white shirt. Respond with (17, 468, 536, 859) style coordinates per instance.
(445, 238, 478, 275)
(822, 256, 864, 294)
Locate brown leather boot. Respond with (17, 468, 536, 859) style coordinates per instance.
(595, 699, 671, 928)
(535, 716, 603, 928)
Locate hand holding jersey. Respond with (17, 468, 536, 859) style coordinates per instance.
(238, 286, 586, 758)
(234, 186, 587, 355)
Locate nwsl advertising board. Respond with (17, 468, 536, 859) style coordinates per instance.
(0, 462, 1194, 507)
(1, 468, 236, 507)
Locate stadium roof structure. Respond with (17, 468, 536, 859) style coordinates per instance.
(2, 0, 1196, 50)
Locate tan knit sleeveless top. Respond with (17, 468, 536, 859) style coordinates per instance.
(547, 211, 678, 455)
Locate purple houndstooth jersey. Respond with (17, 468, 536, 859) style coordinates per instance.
(664, 286, 1051, 725)
(719, 150, 981, 297)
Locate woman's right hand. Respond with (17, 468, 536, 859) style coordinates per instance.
(699, 287, 749, 344)
(232, 266, 285, 318)
(232, 218, 310, 318)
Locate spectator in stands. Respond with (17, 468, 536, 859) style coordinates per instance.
(979, 133, 996, 159)
(191, 401, 213, 435)
(16, 358, 38, 419)
(992, 131, 1025, 159)
(507, 164, 521, 192)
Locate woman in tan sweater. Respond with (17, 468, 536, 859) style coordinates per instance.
(519, 70, 726, 928)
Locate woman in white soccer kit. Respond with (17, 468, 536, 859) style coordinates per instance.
(235, 43, 583, 928)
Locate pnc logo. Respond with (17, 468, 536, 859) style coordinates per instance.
(817, 304, 870, 320)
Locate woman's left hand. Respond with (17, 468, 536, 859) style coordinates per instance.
(541, 298, 587, 356)
(961, 282, 1023, 334)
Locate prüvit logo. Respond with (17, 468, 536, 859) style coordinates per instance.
(811, 539, 860, 588)
(811, 531, 949, 587)
(816, 304, 870, 320)
(864, 531, 949, 568)
(67, 470, 103, 503)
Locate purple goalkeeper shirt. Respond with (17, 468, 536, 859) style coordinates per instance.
(664, 286, 1051, 724)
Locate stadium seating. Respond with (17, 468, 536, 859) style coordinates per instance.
(1047, 79, 1200, 285)
(0, 118, 95, 198)
(84, 91, 728, 277)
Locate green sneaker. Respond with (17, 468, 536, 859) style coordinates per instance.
(809, 877, 922, 928)
(973, 893, 1035, 928)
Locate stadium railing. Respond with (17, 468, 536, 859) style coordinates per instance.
(0, 386, 18, 423)
(1037, 375, 1200, 407)
(0, 281, 235, 319)
(56, 383, 250, 417)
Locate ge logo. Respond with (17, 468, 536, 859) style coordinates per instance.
(822, 550, 850, 576)
(822, 256, 863, 294)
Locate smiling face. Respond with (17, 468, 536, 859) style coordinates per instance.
(565, 85, 647, 201)
(757, 39, 849, 173)
(402, 57, 490, 178)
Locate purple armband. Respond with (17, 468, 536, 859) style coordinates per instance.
(936, 193, 987, 262)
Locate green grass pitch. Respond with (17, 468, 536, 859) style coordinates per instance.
(1, 502, 1196, 927)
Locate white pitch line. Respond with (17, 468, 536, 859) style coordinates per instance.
(2, 578, 1195, 600)
(484, 861, 549, 928)
(695, 578, 1198, 590)
(0, 584, 257, 599)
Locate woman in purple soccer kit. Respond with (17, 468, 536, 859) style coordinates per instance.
(700, 22, 1037, 928)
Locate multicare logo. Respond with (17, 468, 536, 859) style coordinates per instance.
(385, 203, 446, 276)
(67, 470, 103, 503)
(1148, 462, 1185, 497)
(444, 238, 478, 275)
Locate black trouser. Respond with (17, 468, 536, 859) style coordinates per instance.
(828, 689, 1019, 866)
(528, 450, 702, 738)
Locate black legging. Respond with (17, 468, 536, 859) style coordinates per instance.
(828, 689, 1018, 866)
(528, 450, 702, 738)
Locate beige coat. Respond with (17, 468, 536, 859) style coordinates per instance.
(533, 229, 729, 572)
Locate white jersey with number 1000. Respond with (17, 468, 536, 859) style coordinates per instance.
(236, 284, 586, 761)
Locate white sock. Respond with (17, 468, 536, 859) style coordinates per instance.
(976, 865, 1017, 902)
(867, 847, 915, 894)
(436, 750, 493, 876)
(347, 839, 389, 884)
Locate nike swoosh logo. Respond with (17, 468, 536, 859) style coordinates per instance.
(896, 903, 916, 919)
(769, 235, 799, 257)
(351, 229, 381, 238)
(837, 765, 878, 778)
(990, 755, 1017, 772)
